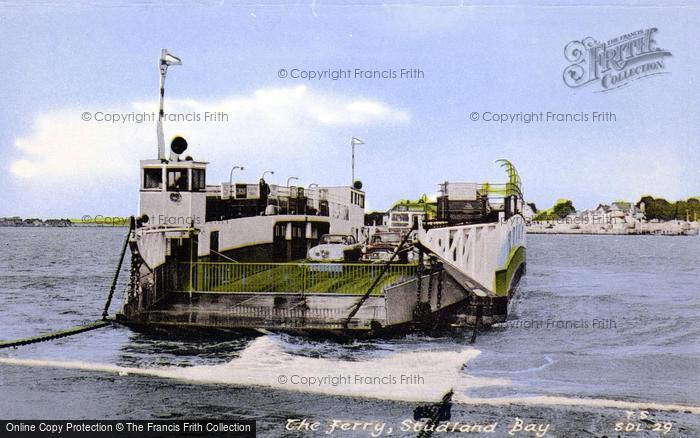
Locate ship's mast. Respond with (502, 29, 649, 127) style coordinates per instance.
(157, 49, 182, 160)
(351, 136, 364, 183)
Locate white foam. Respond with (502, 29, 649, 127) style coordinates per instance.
(1, 336, 698, 414)
(0, 336, 503, 402)
(170, 337, 495, 401)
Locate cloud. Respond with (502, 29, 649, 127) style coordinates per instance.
(9, 86, 409, 190)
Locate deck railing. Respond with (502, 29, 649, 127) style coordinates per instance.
(417, 214, 525, 295)
(183, 262, 417, 295)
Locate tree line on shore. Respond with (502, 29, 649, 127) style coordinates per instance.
(530, 197, 700, 221)
(638, 196, 700, 221)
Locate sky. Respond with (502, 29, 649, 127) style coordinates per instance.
(1, 1, 698, 217)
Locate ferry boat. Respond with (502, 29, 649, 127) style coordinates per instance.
(117, 50, 527, 335)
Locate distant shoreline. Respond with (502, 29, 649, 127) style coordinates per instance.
(0, 224, 129, 228)
(0, 217, 128, 228)
(526, 230, 699, 237)
(526, 220, 699, 237)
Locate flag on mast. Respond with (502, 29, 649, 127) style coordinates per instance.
(161, 50, 182, 66)
(351, 137, 364, 145)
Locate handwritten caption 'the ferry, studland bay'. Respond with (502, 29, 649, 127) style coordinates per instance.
(563, 27, 672, 92)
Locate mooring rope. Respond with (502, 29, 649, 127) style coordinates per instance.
(0, 218, 134, 350)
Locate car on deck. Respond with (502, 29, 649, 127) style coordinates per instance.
(307, 234, 362, 262)
(361, 231, 412, 263)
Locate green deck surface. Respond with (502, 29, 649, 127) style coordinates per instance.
(187, 262, 417, 295)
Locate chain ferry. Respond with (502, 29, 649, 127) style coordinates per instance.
(116, 50, 527, 336)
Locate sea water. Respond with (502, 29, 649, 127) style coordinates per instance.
(0, 228, 698, 436)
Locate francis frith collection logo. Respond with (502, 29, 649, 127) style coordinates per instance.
(563, 27, 672, 92)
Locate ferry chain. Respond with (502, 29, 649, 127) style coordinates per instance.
(413, 256, 447, 330)
(430, 266, 444, 330)
(426, 262, 434, 303)
(102, 216, 134, 319)
(436, 267, 443, 311)
(127, 249, 143, 305)
(412, 262, 432, 325)
(416, 251, 424, 303)
(0, 321, 111, 349)
(0, 218, 134, 350)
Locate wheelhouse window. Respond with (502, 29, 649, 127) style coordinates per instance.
(274, 224, 286, 237)
(143, 168, 163, 190)
(350, 191, 365, 207)
(192, 169, 206, 191)
(167, 169, 189, 192)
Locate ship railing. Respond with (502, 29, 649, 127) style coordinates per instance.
(417, 214, 525, 295)
(265, 188, 350, 218)
(181, 262, 417, 295)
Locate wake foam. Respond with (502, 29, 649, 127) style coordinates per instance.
(1, 336, 698, 414)
(0, 337, 495, 402)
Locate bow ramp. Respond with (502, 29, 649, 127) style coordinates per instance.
(416, 214, 526, 322)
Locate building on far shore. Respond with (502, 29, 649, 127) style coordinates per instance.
(0, 217, 73, 227)
(527, 201, 698, 236)
(0, 216, 23, 227)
